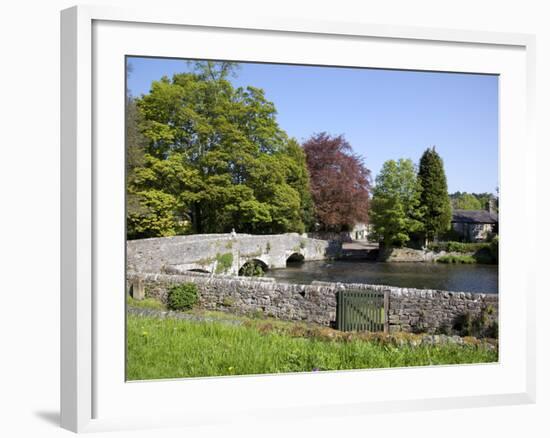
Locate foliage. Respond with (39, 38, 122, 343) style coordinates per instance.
(472, 247, 495, 264)
(452, 307, 498, 338)
(417, 147, 452, 242)
(126, 90, 150, 239)
(166, 283, 199, 311)
(369, 159, 423, 247)
(450, 191, 498, 212)
(489, 235, 499, 263)
(303, 133, 371, 231)
(437, 254, 477, 264)
(127, 63, 314, 237)
(126, 189, 185, 238)
(428, 240, 496, 253)
(126, 314, 498, 380)
(429, 239, 498, 264)
(239, 260, 266, 277)
(188, 60, 240, 81)
(215, 252, 234, 274)
(450, 193, 483, 210)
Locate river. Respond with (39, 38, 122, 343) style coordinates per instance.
(267, 260, 498, 294)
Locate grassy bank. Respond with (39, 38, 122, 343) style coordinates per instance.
(126, 313, 498, 380)
(430, 239, 498, 264)
(436, 254, 477, 264)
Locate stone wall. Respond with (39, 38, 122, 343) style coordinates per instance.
(127, 272, 498, 334)
(127, 271, 338, 326)
(312, 281, 498, 333)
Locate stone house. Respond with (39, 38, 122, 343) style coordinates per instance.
(451, 209, 498, 242)
(351, 222, 369, 240)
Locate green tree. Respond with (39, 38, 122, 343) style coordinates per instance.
(128, 153, 203, 238)
(417, 147, 452, 242)
(369, 159, 423, 247)
(280, 139, 315, 231)
(128, 63, 313, 237)
(450, 192, 483, 210)
(126, 62, 151, 239)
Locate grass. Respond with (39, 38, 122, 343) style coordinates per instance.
(126, 313, 498, 380)
(127, 295, 167, 310)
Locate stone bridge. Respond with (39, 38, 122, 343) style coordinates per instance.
(127, 233, 341, 276)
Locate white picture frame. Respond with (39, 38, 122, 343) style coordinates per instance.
(60, 4, 537, 433)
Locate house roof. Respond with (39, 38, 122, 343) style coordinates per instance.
(452, 210, 498, 224)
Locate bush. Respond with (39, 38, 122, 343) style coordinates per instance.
(489, 235, 499, 262)
(167, 283, 198, 311)
(239, 261, 265, 277)
(452, 307, 498, 338)
(215, 252, 233, 274)
(429, 241, 494, 255)
(472, 247, 494, 264)
(448, 241, 488, 253)
(437, 254, 476, 264)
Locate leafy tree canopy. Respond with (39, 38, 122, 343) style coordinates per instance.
(369, 159, 423, 247)
(303, 133, 371, 232)
(450, 191, 497, 212)
(126, 64, 314, 238)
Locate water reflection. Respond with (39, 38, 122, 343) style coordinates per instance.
(268, 260, 498, 294)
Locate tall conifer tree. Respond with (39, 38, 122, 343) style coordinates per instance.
(417, 147, 452, 242)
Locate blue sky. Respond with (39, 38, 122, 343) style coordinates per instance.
(127, 57, 498, 194)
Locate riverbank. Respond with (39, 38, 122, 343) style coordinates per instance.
(339, 239, 498, 265)
(377, 244, 497, 264)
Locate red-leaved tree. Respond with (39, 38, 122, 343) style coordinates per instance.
(303, 133, 371, 231)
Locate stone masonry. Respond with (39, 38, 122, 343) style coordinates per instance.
(127, 271, 498, 333)
(127, 233, 341, 276)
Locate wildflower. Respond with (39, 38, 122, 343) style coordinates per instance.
(141, 331, 148, 336)
(312, 367, 320, 372)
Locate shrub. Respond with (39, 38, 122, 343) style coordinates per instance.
(489, 235, 499, 262)
(437, 254, 476, 264)
(447, 241, 467, 252)
(452, 307, 498, 338)
(472, 247, 494, 264)
(486, 321, 499, 338)
(239, 261, 265, 277)
(427, 241, 448, 252)
(435, 323, 452, 336)
(215, 252, 233, 274)
(167, 283, 198, 311)
(453, 312, 473, 336)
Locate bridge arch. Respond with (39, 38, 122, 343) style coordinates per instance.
(239, 258, 268, 277)
(286, 252, 305, 265)
(187, 268, 210, 274)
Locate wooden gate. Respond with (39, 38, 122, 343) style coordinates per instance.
(337, 289, 389, 333)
